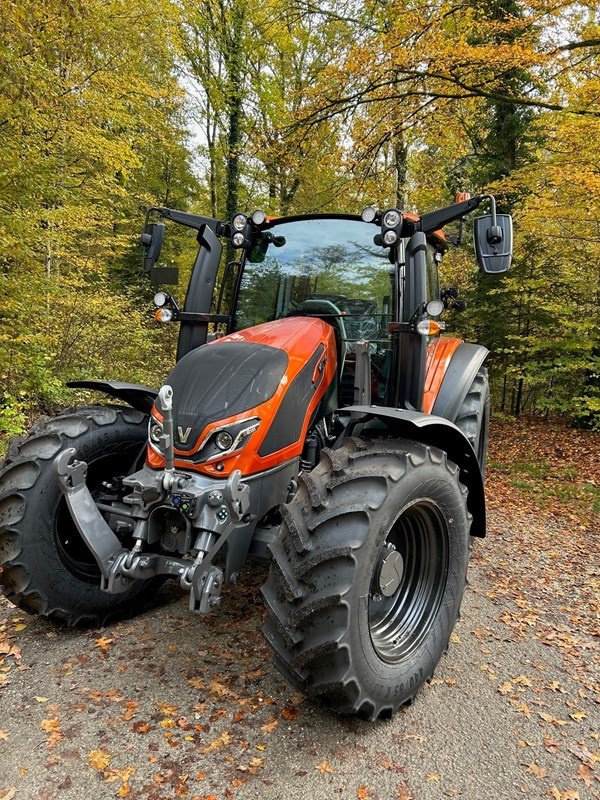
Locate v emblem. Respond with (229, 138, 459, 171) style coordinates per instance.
(177, 426, 192, 444)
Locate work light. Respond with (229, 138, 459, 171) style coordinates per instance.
(252, 209, 267, 225)
(383, 210, 401, 229)
(232, 214, 247, 231)
(362, 206, 378, 223)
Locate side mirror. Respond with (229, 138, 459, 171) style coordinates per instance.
(140, 222, 165, 273)
(474, 214, 513, 274)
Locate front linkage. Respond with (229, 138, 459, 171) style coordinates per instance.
(55, 386, 250, 615)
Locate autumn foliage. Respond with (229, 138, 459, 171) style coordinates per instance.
(0, 1, 598, 433)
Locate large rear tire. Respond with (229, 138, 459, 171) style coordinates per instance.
(0, 406, 163, 625)
(454, 366, 490, 475)
(261, 437, 471, 720)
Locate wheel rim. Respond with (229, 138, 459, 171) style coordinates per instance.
(54, 444, 143, 584)
(368, 500, 449, 663)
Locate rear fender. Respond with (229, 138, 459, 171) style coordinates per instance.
(431, 342, 489, 422)
(67, 380, 157, 414)
(337, 405, 485, 537)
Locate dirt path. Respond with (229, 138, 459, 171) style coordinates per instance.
(0, 420, 598, 800)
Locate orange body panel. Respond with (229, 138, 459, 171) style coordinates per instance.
(147, 317, 337, 478)
(422, 336, 462, 414)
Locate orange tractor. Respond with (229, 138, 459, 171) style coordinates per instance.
(0, 197, 512, 718)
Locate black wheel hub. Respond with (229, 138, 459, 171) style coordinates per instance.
(368, 500, 449, 663)
(377, 546, 404, 597)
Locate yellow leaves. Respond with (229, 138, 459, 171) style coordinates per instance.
(316, 760, 334, 775)
(396, 783, 415, 800)
(260, 717, 278, 734)
(156, 702, 179, 715)
(94, 636, 114, 652)
(450, 632, 460, 643)
(576, 764, 592, 788)
(513, 675, 533, 687)
(281, 705, 299, 721)
(123, 701, 137, 721)
(13, 624, 27, 632)
(203, 731, 232, 753)
(105, 766, 135, 797)
(357, 787, 370, 799)
(40, 717, 62, 749)
(498, 680, 514, 695)
(89, 749, 112, 771)
(0, 731, 8, 741)
(526, 761, 548, 778)
(538, 712, 568, 726)
(34, 696, 49, 703)
(569, 710, 586, 722)
(548, 789, 580, 800)
(0, 789, 16, 800)
(426, 773, 440, 782)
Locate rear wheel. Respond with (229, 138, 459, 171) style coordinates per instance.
(261, 437, 471, 719)
(0, 406, 162, 625)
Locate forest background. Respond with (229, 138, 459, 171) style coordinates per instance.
(1, 0, 599, 435)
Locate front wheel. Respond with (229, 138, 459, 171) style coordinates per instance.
(261, 437, 471, 720)
(0, 406, 163, 625)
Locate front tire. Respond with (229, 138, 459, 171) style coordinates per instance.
(0, 406, 162, 625)
(261, 437, 471, 720)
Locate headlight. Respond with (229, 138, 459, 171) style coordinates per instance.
(383, 209, 402, 229)
(383, 230, 398, 245)
(232, 214, 247, 231)
(215, 430, 234, 450)
(148, 418, 163, 454)
(232, 231, 245, 247)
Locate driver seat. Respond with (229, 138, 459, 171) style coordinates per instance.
(298, 298, 348, 377)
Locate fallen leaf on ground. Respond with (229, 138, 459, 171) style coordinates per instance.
(526, 762, 548, 778)
(357, 787, 370, 799)
(89, 749, 111, 770)
(316, 760, 334, 775)
(576, 764, 591, 787)
(260, 717, 278, 734)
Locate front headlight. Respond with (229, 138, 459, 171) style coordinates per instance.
(148, 418, 163, 453)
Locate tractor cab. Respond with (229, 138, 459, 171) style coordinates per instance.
(229, 214, 442, 407)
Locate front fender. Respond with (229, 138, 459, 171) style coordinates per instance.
(337, 406, 486, 537)
(67, 380, 157, 414)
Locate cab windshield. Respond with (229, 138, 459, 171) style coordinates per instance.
(237, 216, 394, 403)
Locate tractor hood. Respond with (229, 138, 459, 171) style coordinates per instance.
(147, 317, 337, 478)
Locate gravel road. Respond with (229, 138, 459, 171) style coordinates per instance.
(0, 500, 598, 800)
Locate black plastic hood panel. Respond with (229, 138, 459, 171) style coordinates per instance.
(163, 341, 288, 451)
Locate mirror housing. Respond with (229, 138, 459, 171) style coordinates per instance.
(141, 222, 165, 273)
(474, 214, 513, 274)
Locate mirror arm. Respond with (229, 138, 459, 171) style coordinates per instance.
(146, 206, 227, 236)
(417, 195, 485, 233)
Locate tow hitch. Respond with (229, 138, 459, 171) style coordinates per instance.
(55, 385, 251, 614)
